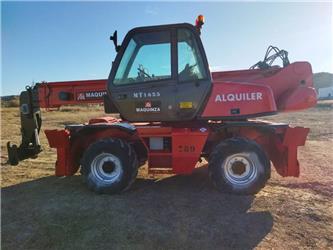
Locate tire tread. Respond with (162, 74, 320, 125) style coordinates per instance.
(208, 137, 270, 195)
(81, 138, 138, 194)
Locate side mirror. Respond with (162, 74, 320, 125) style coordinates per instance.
(110, 30, 121, 52)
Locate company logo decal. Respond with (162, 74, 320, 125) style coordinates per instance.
(76, 91, 107, 100)
(77, 93, 86, 100)
(199, 127, 207, 133)
(136, 101, 161, 113)
(145, 101, 152, 108)
(215, 92, 263, 102)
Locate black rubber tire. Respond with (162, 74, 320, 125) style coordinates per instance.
(208, 137, 270, 195)
(81, 138, 138, 194)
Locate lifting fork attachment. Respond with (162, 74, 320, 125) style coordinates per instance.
(7, 79, 108, 165)
(7, 85, 42, 165)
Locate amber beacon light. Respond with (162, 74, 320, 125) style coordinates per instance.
(195, 15, 205, 32)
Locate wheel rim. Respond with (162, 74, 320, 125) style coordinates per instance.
(91, 153, 122, 183)
(223, 153, 257, 186)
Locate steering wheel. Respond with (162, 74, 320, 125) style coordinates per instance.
(137, 64, 151, 79)
(179, 63, 198, 81)
(186, 63, 197, 72)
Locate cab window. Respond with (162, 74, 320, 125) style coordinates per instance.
(114, 31, 171, 85)
(177, 29, 207, 82)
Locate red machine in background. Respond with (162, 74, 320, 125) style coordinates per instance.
(7, 17, 317, 195)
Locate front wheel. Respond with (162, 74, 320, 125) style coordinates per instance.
(81, 138, 138, 194)
(208, 137, 270, 195)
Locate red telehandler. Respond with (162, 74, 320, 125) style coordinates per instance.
(7, 16, 317, 195)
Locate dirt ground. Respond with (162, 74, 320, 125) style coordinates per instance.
(1, 102, 333, 249)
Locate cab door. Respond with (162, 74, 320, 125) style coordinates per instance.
(107, 28, 178, 122)
(174, 27, 212, 120)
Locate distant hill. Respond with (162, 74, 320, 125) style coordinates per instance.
(1, 95, 19, 107)
(1, 95, 18, 101)
(313, 72, 333, 91)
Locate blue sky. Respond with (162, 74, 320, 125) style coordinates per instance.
(2, 1, 332, 95)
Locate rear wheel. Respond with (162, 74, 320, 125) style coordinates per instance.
(81, 138, 138, 194)
(208, 137, 270, 195)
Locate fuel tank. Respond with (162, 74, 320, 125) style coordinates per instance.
(201, 62, 317, 119)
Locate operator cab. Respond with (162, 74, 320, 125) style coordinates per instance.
(107, 22, 212, 122)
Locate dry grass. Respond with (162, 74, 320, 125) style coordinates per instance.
(1, 102, 333, 249)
